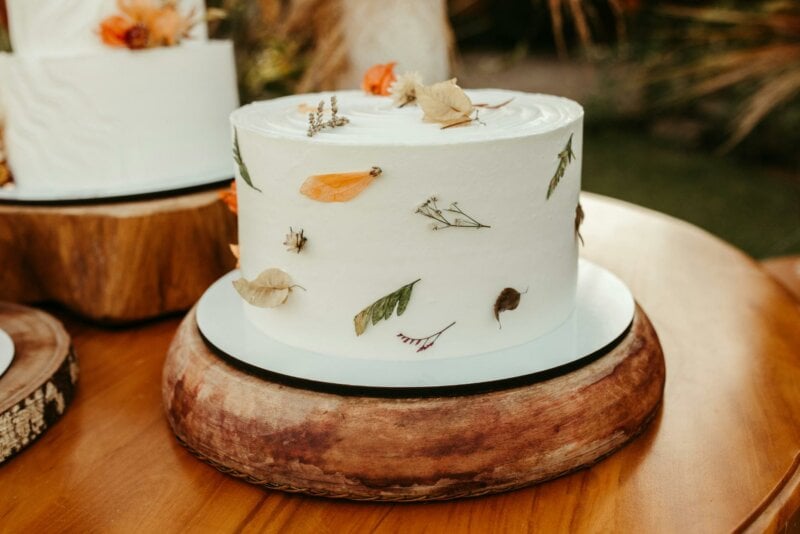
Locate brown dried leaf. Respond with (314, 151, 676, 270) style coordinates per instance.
(494, 287, 522, 327)
(416, 79, 474, 126)
(575, 203, 585, 246)
(233, 268, 294, 308)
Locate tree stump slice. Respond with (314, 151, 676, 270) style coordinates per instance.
(0, 188, 237, 324)
(0, 302, 78, 465)
(163, 303, 665, 501)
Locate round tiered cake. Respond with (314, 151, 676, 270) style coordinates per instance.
(230, 88, 583, 360)
(0, 0, 238, 193)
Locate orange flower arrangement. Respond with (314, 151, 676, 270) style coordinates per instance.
(99, 0, 196, 50)
(219, 180, 237, 214)
(361, 62, 397, 96)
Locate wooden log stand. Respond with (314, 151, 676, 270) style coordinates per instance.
(0, 302, 78, 465)
(162, 304, 665, 501)
(0, 188, 236, 324)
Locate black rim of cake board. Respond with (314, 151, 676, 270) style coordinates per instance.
(197, 317, 634, 399)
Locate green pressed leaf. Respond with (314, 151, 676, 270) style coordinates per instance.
(383, 291, 400, 321)
(233, 128, 261, 192)
(354, 309, 371, 337)
(396, 284, 415, 316)
(371, 299, 386, 325)
(546, 133, 575, 200)
(353, 279, 421, 336)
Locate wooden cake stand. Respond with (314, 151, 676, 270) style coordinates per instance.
(0, 187, 236, 323)
(0, 302, 78, 465)
(162, 303, 665, 501)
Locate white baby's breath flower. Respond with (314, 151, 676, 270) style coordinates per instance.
(390, 71, 424, 107)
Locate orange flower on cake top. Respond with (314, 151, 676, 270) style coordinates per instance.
(361, 62, 397, 96)
(99, 0, 197, 50)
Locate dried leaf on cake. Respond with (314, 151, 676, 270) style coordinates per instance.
(494, 287, 524, 328)
(546, 133, 576, 199)
(354, 279, 420, 336)
(233, 129, 261, 192)
(362, 62, 397, 96)
(233, 268, 301, 308)
(416, 79, 475, 128)
(575, 203, 585, 245)
(300, 166, 382, 203)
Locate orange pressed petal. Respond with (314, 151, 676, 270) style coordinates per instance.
(361, 62, 397, 96)
(219, 180, 238, 214)
(99, 15, 134, 47)
(300, 167, 382, 202)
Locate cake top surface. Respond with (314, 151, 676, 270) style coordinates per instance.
(230, 90, 583, 146)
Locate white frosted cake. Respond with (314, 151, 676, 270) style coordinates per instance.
(0, 0, 239, 193)
(230, 87, 583, 360)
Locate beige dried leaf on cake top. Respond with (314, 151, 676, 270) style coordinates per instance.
(233, 268, 298, 308)
(416, 79, 475, 128)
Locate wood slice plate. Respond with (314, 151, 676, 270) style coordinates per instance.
(163, 304, 665, 501)
(0, 302, 78, 465)
(0, 188, 236, 323)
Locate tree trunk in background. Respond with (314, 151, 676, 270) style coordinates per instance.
(336, 0, 453, 89)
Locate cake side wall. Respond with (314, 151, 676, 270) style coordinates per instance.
(235, 119, 583, 360)
(4, 42, 238, 191)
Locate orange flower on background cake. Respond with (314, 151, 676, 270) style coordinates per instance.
(98, 0, 196, 50)
(219, 180, 238, 214)
(99, 15, 136, 47)
(361, 62, 397, 96)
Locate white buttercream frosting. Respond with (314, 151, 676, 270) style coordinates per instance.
(232, 90, 584, 360)
(2, 43, 238, 192)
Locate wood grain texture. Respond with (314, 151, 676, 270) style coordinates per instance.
(0, 188, 236, 323)
(163, 306, 664, 501)
(0, 302, 78, 464)
(0, 194, 799, 532)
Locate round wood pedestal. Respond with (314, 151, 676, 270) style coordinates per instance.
(162, 305, 665, 501)
(0, 188, 236, 323)
(0, 303, 78, 465)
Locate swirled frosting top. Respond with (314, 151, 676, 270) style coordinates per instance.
(230, 89, 583, 146)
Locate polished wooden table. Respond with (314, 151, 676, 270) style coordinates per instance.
(2, 194, 799, 533)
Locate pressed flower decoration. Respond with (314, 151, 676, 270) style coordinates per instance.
(99, 0, 197, 50)
(233, 268, 305, 308)
(284, 227, 308, 254)
(397, 321, 456, 353)
(300, 166, 382, 203)
(416, 196, 490, 230)
(390, 71, 423, 107)
(307, 96, 350, 137)
(362, 62, 397, 96)
(219, 180, 237, 214)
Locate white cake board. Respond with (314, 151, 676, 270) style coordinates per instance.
(196, 259, 635, 390)
(0, 328, 15, 379)
(0, 171, 231, 203)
